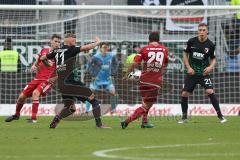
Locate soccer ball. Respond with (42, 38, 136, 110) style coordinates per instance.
(127, 70, 141, 80)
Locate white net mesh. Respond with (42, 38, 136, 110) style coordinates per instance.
(0, 5, 239, 107)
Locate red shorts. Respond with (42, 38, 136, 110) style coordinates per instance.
(22, 79, 52, 97)
(139, 82, 159, 103)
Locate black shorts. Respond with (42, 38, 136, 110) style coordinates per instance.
(61, 80, 89, 103)
(58, 79, 92, 103)
(62, 95, 88, 103)
(182, 74, 213, 93)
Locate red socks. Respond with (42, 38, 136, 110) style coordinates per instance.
(15, 100, 39, 119)
(15, 102, 24, 116)
(126, 106, 147, 124)
(31, 100, 39, 120)
(142, 108, 150, 124)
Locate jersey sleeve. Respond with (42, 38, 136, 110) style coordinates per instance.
(134, 48, 143, 63)
(70, 46, 81, 57)
(209, 44, 216, 59)
(37, 48, 48, 63)
(46, 50, 57, 59)
(183, 39, 192, 53)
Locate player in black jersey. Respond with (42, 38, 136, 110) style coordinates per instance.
(178, 23, 227, 124)
(41, 33, 110, 128)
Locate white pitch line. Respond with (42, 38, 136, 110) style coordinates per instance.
(143, 153, 240, 157)
(93, 147, 184, 160)
(143, 142, 220, 149)
(0, 155, 82, 159)
(93, 143, 240, 160)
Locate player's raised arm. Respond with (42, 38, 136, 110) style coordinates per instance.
(80, 37, 101, 52)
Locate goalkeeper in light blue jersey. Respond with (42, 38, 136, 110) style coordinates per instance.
(87, 42, 119, 113)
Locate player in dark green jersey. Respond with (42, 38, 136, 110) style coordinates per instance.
(178, 23, 227, 124)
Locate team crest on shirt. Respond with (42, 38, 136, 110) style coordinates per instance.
(205, 48, 209, 54)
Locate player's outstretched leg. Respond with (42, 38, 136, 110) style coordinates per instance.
(50, 115, 61, 128)
(5, 115, 20, 122)
(5, 95, 26, 122)
(50, 106, 76, 128)
(121, 105, 148, 129)
(89, 98, 111, 129)
(50, 99, 76, 128)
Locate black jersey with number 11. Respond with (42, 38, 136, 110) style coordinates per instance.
(46, 45, 81, 82)
(46, 45, 93, 97)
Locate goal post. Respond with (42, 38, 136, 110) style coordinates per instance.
(0, 5, 239, 116)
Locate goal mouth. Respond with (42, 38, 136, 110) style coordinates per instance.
(0, 5, 239, 116)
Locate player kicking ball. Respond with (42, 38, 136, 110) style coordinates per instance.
(5, 34, 61, 123)
(40, 33, 110, 129)
(121, 32, 168, 129)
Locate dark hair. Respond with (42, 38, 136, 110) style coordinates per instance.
(198, 22, 208, 29)
(64, 33, 76, 38)
(149, 32, 159, 42)
(133, 44, 140, 49)
(51, 33, 61, 40)
(4, 36, 12, 50)
(100, 42, 109, 48)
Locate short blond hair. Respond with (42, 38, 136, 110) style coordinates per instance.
(64, 33, 76, 38)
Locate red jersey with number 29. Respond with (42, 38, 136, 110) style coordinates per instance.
(134, 42, 168, 85)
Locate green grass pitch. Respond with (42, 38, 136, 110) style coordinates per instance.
(0, 116, 239, 160)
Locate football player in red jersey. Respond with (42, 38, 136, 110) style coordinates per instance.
(121, 32, 168, 129)
(5, 34, 61, 123)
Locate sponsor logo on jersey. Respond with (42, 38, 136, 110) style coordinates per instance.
(205, 48, 209, 53)
(193, 52, 204, 60)
(56, 64, 66, 72)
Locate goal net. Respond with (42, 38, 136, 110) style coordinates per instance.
(0, 5, 239, 116)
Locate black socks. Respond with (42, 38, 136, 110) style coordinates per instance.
(208, 93, 223, 118)
(181, 97, 188, 119)
(89, 98, 102, 127)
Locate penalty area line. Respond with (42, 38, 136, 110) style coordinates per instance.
(93, 143, 240, 160)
